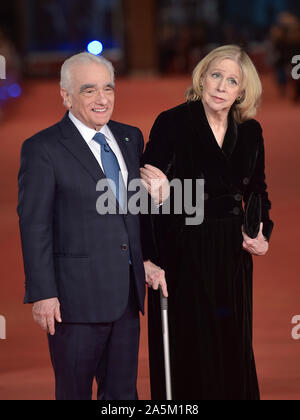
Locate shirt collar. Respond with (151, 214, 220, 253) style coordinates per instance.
(68, 111, 112, 144)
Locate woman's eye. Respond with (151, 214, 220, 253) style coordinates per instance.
(212, 73, 220, 78)
(228, 78, 237, 85)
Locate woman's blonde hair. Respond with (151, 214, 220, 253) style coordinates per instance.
(186, 45, 262, 123)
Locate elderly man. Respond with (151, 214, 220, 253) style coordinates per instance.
(17, 52, 166, 400)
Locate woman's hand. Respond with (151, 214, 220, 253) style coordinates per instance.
(144, 260, 168, 297)
(140, 164, 170, 205)
(242, 222, 269, 256)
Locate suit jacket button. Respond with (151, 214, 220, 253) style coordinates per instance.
(234, 193, 242, 201)
(121, 244, 128, 251)
(232, 207, 240, 215)
(243, 177, 250, 185)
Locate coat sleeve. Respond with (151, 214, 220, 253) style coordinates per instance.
(141, 112, 175, 174)
(17, 138, 58, 303)
(243, 122, 274, 241)
(140, 112, 176, 263)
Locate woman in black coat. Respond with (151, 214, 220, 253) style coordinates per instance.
(141, 45, 274, 400)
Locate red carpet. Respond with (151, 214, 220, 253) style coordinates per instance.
(0, 74, 299, 400)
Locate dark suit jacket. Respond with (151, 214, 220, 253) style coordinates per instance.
(18, 113, 146, 323)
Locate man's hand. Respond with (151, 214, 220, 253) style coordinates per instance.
(144, 260, 168, 297)
(242, 222, 269, 256)
(140, 164, 170, 205)
(32, 297, 62, 336)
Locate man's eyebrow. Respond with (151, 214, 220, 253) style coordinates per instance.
(79, 83, 115, 92)
(79, 84, 97, 93)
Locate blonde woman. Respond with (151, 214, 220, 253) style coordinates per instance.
(141, 45, 274, 400)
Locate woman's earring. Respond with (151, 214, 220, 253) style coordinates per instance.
(236, 92, 245, 104)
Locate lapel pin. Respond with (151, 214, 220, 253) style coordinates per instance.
(124, 137, 130, 142)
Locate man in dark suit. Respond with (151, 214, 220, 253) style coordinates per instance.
(17, 52, 167, 400)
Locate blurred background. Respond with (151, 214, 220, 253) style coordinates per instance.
(1, 0, 300, 111)
(0, 0, 300, 400)
(1, 1, 300, 77)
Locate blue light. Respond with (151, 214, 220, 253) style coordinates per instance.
(87, 40, 103, 55)
(8, 83, 22, 98)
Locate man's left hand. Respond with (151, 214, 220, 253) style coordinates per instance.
(144, 260, 168, 297)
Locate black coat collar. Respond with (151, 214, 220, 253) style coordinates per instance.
(187, 100, 238, 161)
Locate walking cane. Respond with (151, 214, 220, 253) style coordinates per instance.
(160, 287, 172, 400)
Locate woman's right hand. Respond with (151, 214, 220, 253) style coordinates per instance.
(242, 222, 269, 256)
(140, 164, 170, 205)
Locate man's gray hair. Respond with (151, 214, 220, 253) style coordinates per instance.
(60, 52, 115, 93)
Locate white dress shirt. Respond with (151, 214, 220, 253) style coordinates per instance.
(68, 112, 128, 186)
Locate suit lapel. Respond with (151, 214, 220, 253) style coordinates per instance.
(58, 114, 138, 210)
(108, 120, 136, 197)
(58, 113, 106, 184)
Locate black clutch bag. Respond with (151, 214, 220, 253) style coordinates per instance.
(243, 192, 261, 238)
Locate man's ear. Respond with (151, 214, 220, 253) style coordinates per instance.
(60, 88, 72, 108)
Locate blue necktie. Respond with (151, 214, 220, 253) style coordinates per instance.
(94, 132, 131, 264)
(93, 132, 126, 209)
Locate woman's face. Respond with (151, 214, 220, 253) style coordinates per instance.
(201, 58, 243, 114)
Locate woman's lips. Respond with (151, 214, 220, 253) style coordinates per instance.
(212, 96, 225, 103)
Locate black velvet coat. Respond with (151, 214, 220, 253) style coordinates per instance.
(141, 100, 273, 400)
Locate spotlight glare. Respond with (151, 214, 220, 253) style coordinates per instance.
(87, 40, 103, 55)
(8, 83, 22, 98)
